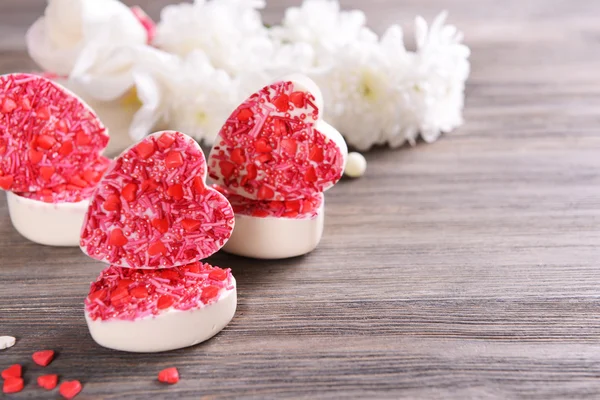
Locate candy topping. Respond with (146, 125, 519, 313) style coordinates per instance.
(0, 73, 108, 193)
(38, 374, 59, 390)
(208, 79, 345, 200)
(213, 185, 322, 219)
(3, 377, 24, 394)
(59, 380, 82, 399)
(80, 131, 234, 269)
(85, 263, 234, 321)
(32, 350, 55, 366)
(158, 367, 179, 384)
(18, 156, 111, 203)
(1, 364, 21, 379)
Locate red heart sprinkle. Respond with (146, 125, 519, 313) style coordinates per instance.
(130, 286, 149, 298)
(3, 377, 24, 394)
(32, 350, 55, 366)
(201, 286, 219, 302)
(59, 380, 82, 399)
(1, 364, 21, 379)
(0, 175, 14, 190)
(37, 134, 57, 150)
(167, 184, 184, 200)
(165, 151, 184, 169)
(135, 141, 155, 159)
(280, 138, 298, 156)
(121, 183, 138, 202)
(157, 295, 174, 309)
(158, 367, 179, 384)
(76, 130, 91, 146)
(181, 219, 201, 232)
(230, 148, 245, 165)
(272, 94, 289, 112)
(257, 185, 275, 200)
(148, 240, 168, 256)
(103, 194, 121, 211)
(237, 108, 253, 121)
(29, 148, 44, 164)
(38, 374, 59, 390)
(208, 268, 227, 281)
(289, 91, 305, 107)
(109, 229, 128, 247)
(157, 131, 175, 149)
(40, 165, 56, 181)
(1, 97, 17, 113)
(151, 218, 169, 234)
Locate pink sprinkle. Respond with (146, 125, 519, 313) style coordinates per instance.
(85, 262, 233, 321)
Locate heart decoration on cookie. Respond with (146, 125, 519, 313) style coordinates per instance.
(0, 73, 109, 193)
(208, 74, 348, 201)
(80, 131, 235, 269)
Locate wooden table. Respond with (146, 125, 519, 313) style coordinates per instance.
(2, 0, 600, 398)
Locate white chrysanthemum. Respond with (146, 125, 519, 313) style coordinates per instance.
(27, 0, 147, 100)
(313, 38, 399, 151)
(128, 48, 239, 145)
(155, 0, 272, 78)
(270, 0, 374, 67)
(312, 10, 470, 150)
(167, 52, 240, 144)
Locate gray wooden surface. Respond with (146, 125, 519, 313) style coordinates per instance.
(1, 0, 600, 399)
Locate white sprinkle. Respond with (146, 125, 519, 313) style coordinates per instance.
(0, 336, 16, 350)
(344, 152, 367, 178)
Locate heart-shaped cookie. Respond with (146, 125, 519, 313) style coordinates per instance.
(0, 73, 109, 193)
(208, 74, 347, 201)
(80, 131, 235, 269)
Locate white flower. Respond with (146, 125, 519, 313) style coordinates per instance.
(381, 11, 470, 146)
(27, 0, 147, 100)
(313, 10, 470, 150)
(128, 49, 239, 145)
(270, 0, 375, 67)
(155, 0, 272, 78)
(313, 37, 396, 151)
(166, 52, 240, 145)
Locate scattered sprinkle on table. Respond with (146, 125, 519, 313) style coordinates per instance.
(32, 349, 55, 366)
(158, 367, 180, 384)
(38, 374, 59, 390)
(0, 336, 16, 350)
(59, 380, 82, 399)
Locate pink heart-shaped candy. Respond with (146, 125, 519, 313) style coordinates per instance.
(80, 131, 234, 269)
(0, 73, 108, 193)
(208, 75, 347, 201)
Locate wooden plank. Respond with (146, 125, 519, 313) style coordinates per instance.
(1, 0, 600, 398)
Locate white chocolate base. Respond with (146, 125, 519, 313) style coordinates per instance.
(223, 203, 324, 259)
(6, 191, 88, 247)
(85, 283, 237, 353)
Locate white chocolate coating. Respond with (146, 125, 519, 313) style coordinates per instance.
(223, 203, 324, 259)
(6, 191, 88, 247)
(85, 282, 237, 353)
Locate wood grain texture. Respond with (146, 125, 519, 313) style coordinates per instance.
(2, 0, 600, 399)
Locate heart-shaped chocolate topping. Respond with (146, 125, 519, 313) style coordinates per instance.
(81, 131, 234, 269)
(208, 75, 347, 201)
(0, 73, 108, 193)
